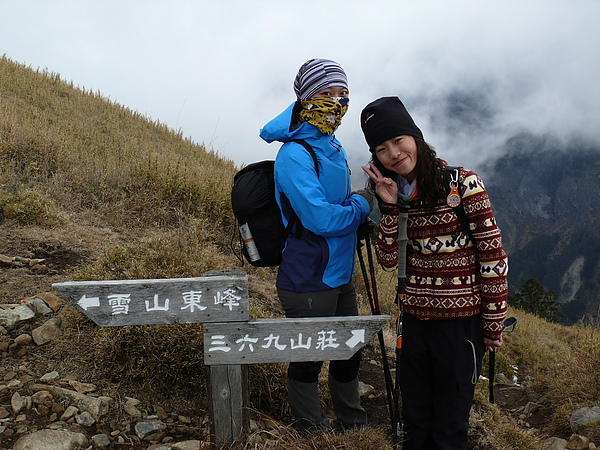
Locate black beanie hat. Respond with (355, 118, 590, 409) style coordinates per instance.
(360, 96, 423, 149)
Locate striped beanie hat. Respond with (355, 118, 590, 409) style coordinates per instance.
(293, 58, 348, 101)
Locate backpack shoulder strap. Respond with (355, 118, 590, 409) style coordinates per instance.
(282, 139, 320, 239)
(291, 139, 319, 176)
(444, 166, 475, 245)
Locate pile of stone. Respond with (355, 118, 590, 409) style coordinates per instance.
(493, 375, 599, 450)
(0, 254, 49, 274)
(0, 291, 208, 449)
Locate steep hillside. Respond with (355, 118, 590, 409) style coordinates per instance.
(484, 133, 600, 323)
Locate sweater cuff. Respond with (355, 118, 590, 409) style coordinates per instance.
(379, 202, 400, 215)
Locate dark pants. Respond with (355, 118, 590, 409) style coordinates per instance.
(278, 281, 362, 384)
(277, 282, 366, 428)
(399, 313, 486, 450)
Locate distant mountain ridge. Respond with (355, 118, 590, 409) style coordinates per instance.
(484, 132, 600, 323)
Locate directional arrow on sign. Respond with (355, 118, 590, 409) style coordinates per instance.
(345, 329, 365, 348)
(203, 315, 390, 365)
(78, 295, 100, 311)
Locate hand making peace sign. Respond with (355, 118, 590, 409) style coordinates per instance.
(361, 163, 398, 205)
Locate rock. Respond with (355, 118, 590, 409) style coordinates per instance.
(494, 372, 515, 385)
(0, 254, 13, 266)
(541, 437, 568, 450)
(60, 405, 79, 421)
(134, 420, 166, 439)
(31, 390, 53, 406)
(14, 334, 33, 346)
(570, 406, 600, 433)
(250, 419, 259, 432)
(0, 406, 10, 419)
(32, 318, 62, 345)
(27, 258, 46, 267)
(172, 441, 202, 450)
(22, 296, 53, 315)
(75, 411, 95, 427)
(31, 263, 49, 273)
(154, 404, 169, 420)
(91, 433, 111, 447)
(567, 434, 590, 450)
(68, 379, 96, 394)
(36, 292, 64, 312)
(358, 380, 374, 396)
(11, 391, 27, 414)
(13, 429, 88, 450)
(0, 304, 36, 329)
(523, 401, 540, 415)
(125, 396, 142, 405)
(40, 370, 60, 382)
(124, 398, 143, 417)
(31, 384, 112, 420)
(37, 403, 50, 416)
(3, 370, 16, 381)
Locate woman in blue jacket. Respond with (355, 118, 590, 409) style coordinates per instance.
(260, 58, 372, 431)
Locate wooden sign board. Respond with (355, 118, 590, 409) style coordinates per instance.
(204, 315, 390, 365)
(52, 274, 249, 326)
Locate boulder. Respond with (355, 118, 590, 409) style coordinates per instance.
(36, 292, 64, 312)
(32, 318, 62, 345)
(13, 429, 87, 450)
(0, 304, 35, 329)
(571, 406, 600, 433)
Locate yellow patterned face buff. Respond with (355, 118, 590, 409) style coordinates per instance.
(299, 97, 349, 135)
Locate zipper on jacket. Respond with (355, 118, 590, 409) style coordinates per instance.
(330, 137, 343, 152)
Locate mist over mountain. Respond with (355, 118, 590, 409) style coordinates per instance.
(484, 133, 600, 324)
(410, 86, 600, 325)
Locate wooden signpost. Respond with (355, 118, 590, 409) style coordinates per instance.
(204, 316, 389, 365)
(52, 273, 249, 326)
(53, 271, 390, 447)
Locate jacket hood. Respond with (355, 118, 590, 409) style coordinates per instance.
(259, 102, 324, 144)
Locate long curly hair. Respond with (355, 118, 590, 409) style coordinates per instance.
(367, 137, 446, 209)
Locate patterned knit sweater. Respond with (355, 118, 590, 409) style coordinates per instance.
(376, 168, 508, 338)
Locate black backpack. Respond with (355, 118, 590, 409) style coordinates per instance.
(231, 139, 318, 267)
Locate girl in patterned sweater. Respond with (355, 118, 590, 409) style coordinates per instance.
(360, 97, 508, 449)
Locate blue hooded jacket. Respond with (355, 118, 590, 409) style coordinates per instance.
(260, 102, 370, 292)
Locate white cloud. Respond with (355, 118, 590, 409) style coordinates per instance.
(2, 0, 599, 181)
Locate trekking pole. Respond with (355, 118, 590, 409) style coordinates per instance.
(393, 207, 409, 442)
(488, 316, 517, 403)
(356, 231, 399, 445)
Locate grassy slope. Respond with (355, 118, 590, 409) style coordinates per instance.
(1, 55, 599, 449)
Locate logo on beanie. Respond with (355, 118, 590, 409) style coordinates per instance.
(364, 112, 375, 124)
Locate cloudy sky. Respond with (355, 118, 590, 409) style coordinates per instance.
(2, 0, 599, 184)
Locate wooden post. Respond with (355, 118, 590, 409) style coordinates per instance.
(203, 314, 389, 447)
(203, 270, 250, 447)
(52, 272, 390, 448)
(207, 364, 249, 447)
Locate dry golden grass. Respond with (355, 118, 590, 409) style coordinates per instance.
(0, 55, 235, 232)
(500, 310, 600, 436)
(2, 54, 599, 448)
